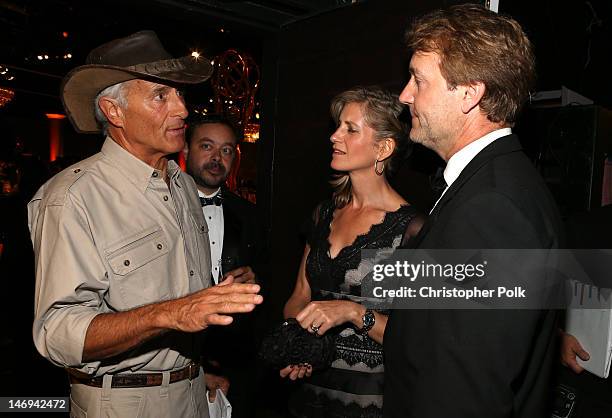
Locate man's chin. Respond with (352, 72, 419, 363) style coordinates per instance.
(195, 176, 224, 190)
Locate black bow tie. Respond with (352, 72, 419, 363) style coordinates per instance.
(430, 167, 448, 202)
(200, 193, 223, 207)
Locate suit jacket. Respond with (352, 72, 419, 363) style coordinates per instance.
(384, 135, 564, 418)
(204, 188, 264, 365)
(220, 189, 261, 275)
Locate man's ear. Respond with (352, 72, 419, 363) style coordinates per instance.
(98, 97, 125, 129)
(377, 138, 396, 161)
(460, 81, 485, 114)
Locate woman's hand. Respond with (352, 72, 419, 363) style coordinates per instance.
(295, 300, 364, 336)
(279, 364, 313, 380)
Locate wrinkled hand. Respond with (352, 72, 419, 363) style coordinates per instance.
(561, 332, 590, 374)
(205, 373, 230, 401)
(295, 300, 361, 336)
(164, 277, 263, 332)
(224, 266, 256, 284)
(279, 364, 312, 380)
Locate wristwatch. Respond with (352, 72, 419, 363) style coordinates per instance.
(359, 309, 375, 335)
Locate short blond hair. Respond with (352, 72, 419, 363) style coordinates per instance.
(406, 4, 535, 125)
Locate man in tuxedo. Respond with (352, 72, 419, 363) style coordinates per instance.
(185, 114, 262, 418)
(384, 5, 563, 418)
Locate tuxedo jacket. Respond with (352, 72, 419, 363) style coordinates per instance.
(220, 189, 261, 274)
(203, 189, 265, 366)
(384, 135, 564, 418)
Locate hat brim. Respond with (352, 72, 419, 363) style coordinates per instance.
(61, 56, 213, 134)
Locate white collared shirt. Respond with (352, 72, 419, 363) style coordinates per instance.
(199, 188, 224, 283)
(431, 128, 512, 212)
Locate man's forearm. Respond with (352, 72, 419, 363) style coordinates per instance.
(82, 301, 170, 362)
(81, 281, 263, 363)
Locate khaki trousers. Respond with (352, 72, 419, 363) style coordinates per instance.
(69, 368, 209, 418)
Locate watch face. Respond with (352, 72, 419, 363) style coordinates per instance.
(363, 310, 375, 328)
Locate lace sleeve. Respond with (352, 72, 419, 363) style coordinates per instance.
(401, 211, 427, 247)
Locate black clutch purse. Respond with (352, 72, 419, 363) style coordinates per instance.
(258, 318, 337, 371)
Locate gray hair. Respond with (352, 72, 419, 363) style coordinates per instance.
(94, 81, 129, 135)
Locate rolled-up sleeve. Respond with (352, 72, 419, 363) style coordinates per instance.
(29, 189, 107, 374)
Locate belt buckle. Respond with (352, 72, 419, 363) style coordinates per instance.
(187, 362, 197, 380)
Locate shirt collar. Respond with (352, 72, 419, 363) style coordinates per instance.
(443, 128, 512, 188)
(198, 187, 221, 199)
(101, 137, 180, 194)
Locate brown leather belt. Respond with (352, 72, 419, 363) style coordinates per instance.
(68, 362, 200, 388)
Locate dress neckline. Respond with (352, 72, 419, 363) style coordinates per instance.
(325, 203, 411, 260)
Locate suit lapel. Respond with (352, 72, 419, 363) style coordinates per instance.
(406, 135, 523, 249)
(221, 196, 241, 260)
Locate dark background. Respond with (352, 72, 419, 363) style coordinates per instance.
(1, 0, 612, 413)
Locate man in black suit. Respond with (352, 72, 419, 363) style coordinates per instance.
(185, 114, 262, 418)
(384, 5, 563, 418)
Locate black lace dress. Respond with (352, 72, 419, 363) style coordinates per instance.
(289, 200, 421, 418)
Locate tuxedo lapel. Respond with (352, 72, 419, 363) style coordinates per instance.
(405, 135, 524, 249)
(221, 200, 241, 260)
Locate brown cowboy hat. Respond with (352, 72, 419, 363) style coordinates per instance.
(61, 30, 213, 134)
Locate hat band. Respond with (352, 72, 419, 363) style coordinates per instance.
(125, 57, 188, 76)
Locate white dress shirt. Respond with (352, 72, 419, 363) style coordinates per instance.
(431, 128, 512, 213)
(199, 188, 224, 283)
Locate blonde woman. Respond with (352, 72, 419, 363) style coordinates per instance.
(282, 86, 425, 417)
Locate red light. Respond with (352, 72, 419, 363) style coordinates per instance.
(45, 113, 66, 120)
(62, 31, 69, 38)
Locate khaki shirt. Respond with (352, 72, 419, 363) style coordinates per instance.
(28, 138, 212, 376)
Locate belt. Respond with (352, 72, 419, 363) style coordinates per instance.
(68, 362, 200, 388)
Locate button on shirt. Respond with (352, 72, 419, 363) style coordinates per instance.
(27, 138, 213, 376)
(199, 188, 224, 283)
(431, 128, 512, 213)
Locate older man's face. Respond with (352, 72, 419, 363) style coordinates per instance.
(399, 51, 464, 160)
(120, 79, 188, 160)
(186, 123, 237, 191)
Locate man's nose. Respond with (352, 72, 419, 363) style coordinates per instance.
(211, 148, 222, 161)
(170, 90, 188, 119)
(399, 81, 415, 105)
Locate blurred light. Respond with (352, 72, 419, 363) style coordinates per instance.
(209, 99, 213, 103)
(37, 55, 43, 60)
(45, 113, 66, 120)
(7, 76, 14, 81)
(228, 100, 233, 104)
(0, 87, 15, 108)
(191, 51, 201, 59)
(243, 123, 260, 143)
(62, 31, 69, 38)
(255, 113, 260, 119)
(219, 28, 225, 33)
(44, 55, 49, 59)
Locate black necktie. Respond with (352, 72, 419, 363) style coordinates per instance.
(431, 167, 448, 202)
(200, 193, 223, 207)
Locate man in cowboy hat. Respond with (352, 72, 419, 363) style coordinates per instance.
(27, 31, 262, 417)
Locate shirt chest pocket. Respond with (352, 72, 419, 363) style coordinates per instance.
(105, 226, 172, 308)
(106, 226, 169, 276)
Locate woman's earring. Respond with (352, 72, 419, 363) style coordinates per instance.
(374, 159, 385, 176)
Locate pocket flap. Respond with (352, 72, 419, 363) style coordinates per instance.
(106, 226, 169, 276)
